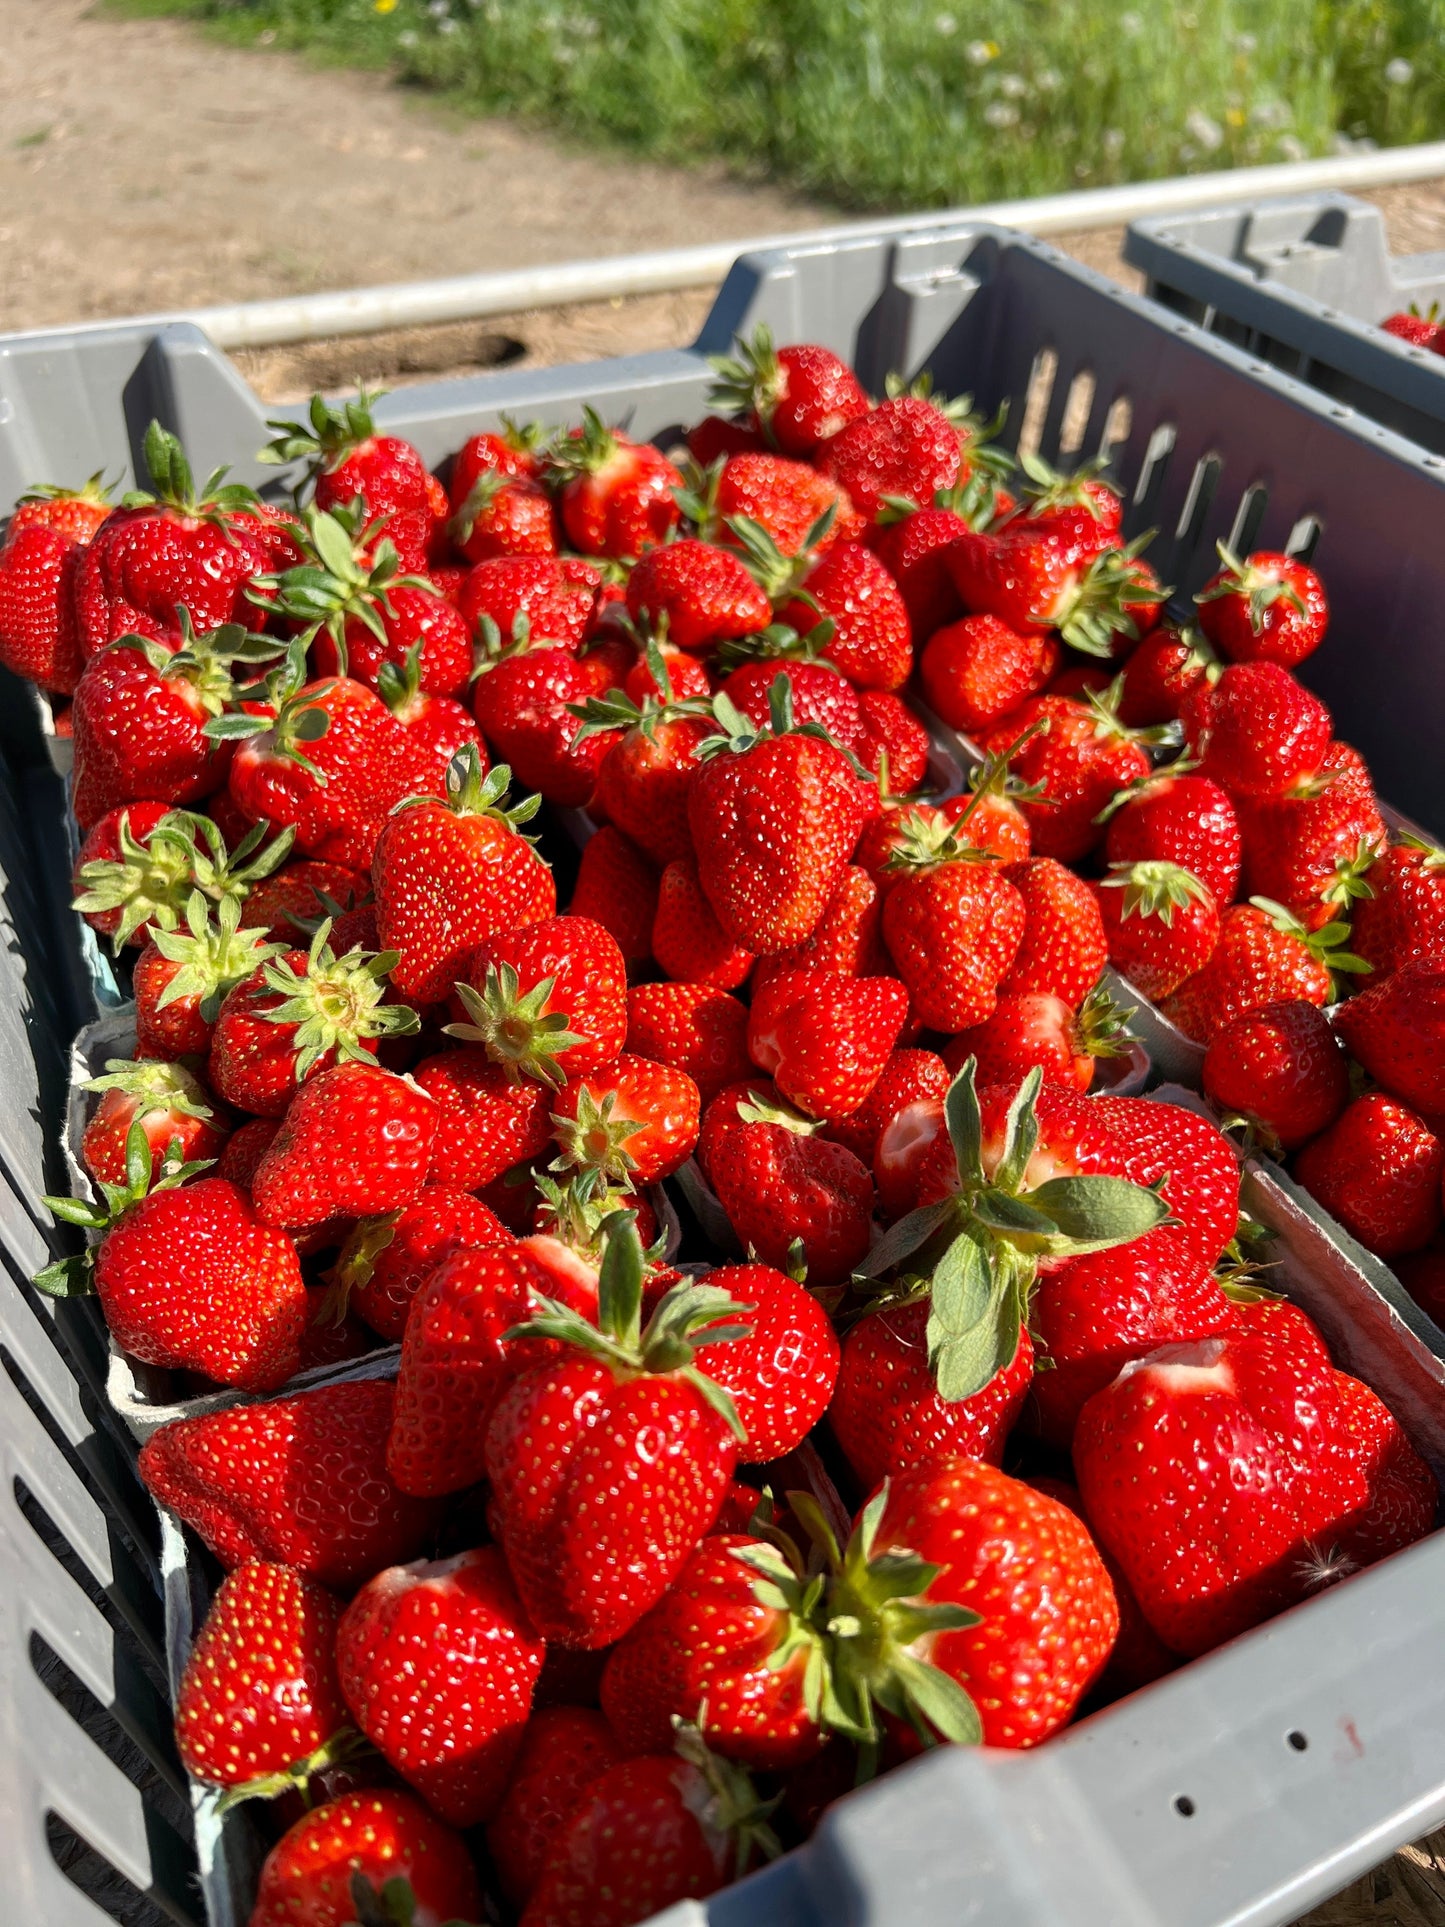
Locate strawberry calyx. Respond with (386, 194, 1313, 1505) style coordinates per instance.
(1248, 895, 1372, 984)
(318, 1209, 404, 1324)
(567, 665, 714, 748)
(83, 1056, 215, 1125)
(1092, 748, 1202, 824)
(1015, 449, 1118, 523)
(203, 640, 337, 777)
(542, 404, 627, 485)
(259, 388, 385, 480)
(725, 507, 834, 603)
(259, 918, 420, 1079)
(879, 805, 998, 876)
(671, 1719, 783, 1879)
(395, 746, 542, 832)
(881, 372, 1015, 481)
(470, 608, 546, 679)
(1195, 541, 1307, 632)
(1074, 981, 1136, 1061)
(1050, 536, 1169, 658)
(1321, 836, 1382, 914)
(735, 1087, 823, 1137)
(121, 421, 261, 526)
(1099, 858, 1211, 924)
(344, 1871, 469, 1927)
(550, 1083, 648, 1184)
(860, 1062, 1170, 1402)
(673, 455, 728, 541)
(376, 643, 428, 723)
(17, 469, 114, 512)
(446, 466, 514, 547)
(72, 809, 295, 952)
(705, 323, 787, 440)
(506, 1213, 755, 1440)
(36, 1118, 215, 1297)
(532, 1168, 662, 1262)
(257, 507, 431, 668)
(114, 609, 283, 716)
(213, 1725, 373, 1817)
(1398, 831, 1445, 872)
(1082, 677, 1179, 750)
(695, 675, 876, 784)
(149, 892, 283, 1020)
(446, 964, 586, 1090)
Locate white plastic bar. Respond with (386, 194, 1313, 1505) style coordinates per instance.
(18, 141, 1445, 352)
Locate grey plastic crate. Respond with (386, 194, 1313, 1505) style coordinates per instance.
(1125, 190, 1445, 454)
(8, 219, 1445, 1927)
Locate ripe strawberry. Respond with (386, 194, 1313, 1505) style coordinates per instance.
(0, 520, 86, 692)
(486, 1707, 629, 1906)
(262, 390, 436, 569)
(708, 326, 870, 455)
(717, 656, 867, 755)
(1202, 999, 1349, 1150)
(547, 409, 682, 557)
(1185, 659, 1332, 797)
(919, 612, 1059, 736)
(623, 643, 712, 705)
(325, 1186, 510, 1341)
(1025, 1475, 1179, 1693)
(1382, 305, 1445, 350)
(252, 1062, 437, 1229)
(456, 552, 600, 651)
(1101, 767, 1241, 908)
(942, 774, 1033, 864)
(826, 1046, 952, 1166)
(8, 471, 112, 544)
(751, 861, 888, 990)
(1116, 623, 1220, 727)
(870, 502, 972, 638)
(626, 982, 751, 1101)
(451, 912, 627, 1090)
(1351, 837, 1445, 977)
(1295, 1093, 1444, 1257)
(1332, 1372, 1438, 1566)
(1238, 741, 1386, 929)
(867, 1459, 1119, 1747)
(708, 451, 857, 555)
(1074, 1304, 1371, 1656)
(589, 704, 716, 869)
(1011, 452, 1123, 546)
(215, 1115, 279, 1190)
(691, 1261, 840, 1459)
(1094, 860, 1221, 1001)
(237, 857, 364, 944)
(1161, 899, 1365, 1044)
(375, 642, 485, 767)
(413, 1046, 553, 1188)
(747, 968, 908, 1122)
(1029, 1229, 1236, 1447)
(776, 539, 913, 691)
(1090, 1093, 1240, 1270)
(72, 803, 224, 950)
(449, 467, 558, 564)
(947, 984, 1133, 1094)
(567, 825, 659, 965)
(472, 644, 618, 806)
(174, 1560, 347, 1793)
(997, 854, 1108, 1006)
(449, 424, 544, 499)
(688, 681, 873, 954)
(946, 521, 1160, 656)
(336, 1546, 542, 1827)
(248, 1789, 480, 1927)
(857, 689, 930, 792)
(707, 1103, 874, 1289)
(626, 538, 771, 651)
(687, 414, 768, 465)
(1195, 544, 1327, 668)
(138, 1377, 441, 1587)
(979, 692, 1153, 863)
(879, 813, 1026, 1030)
(816, 393, 965, 523)
(551, 1054, 700, 1185)
(650, 856, 752, 988)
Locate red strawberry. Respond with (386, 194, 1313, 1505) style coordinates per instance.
(687, 414, 768, 464)
(455, 913, 628, 1087)
(1185, 659, 1331, 798)
(1382, 306, 1445, 350)
(1074, 1303, 1371, 1656)
(626, 982, 751, 1102)
(709, 451, 857, 555)
(997, 854, 1107, 1006)
(325, 1186, 510, 1341)
(816, 393, 964, 523)
(691, 1261, 840, 1459)
(486, 1707, 629, 1906)
(751, 862, 888, 990)
(979, 693, 1153, 863)
(1029, 1229, 1236, 1447)
(449, 425, 543, 499)
(623, 642, 712, 705)
(946, 521, 1159, 656)
(946, 984, 1133, 1094)
(376, 644, 485, 767)
(879, 814, 1026, 1031)
(856, 689, 929, 792)
(248, 1788, 480, 1927)
(240, 858, 365, 944)
(1161, 899, 1364, 1044)
(336, 1546, 543, 1826)
(776, 539, 913, 691)
(1332, 1372, 1437, 1566)
(591, 706, 716, 869)
(626, 538, 771, 651)
(1238, 741, 1386, 929)
(473, 644, 617, 807)
(8, 472, 113, 544)
(708, 1103, 874, 1288)
(1101, 767, 1241, 908)
(0, 520, 86, 692)
(1090, 1093, 1240, 1271)
(456, 552, 600, 650)
(718, 656, 866, 752)
(263, 390, 435, 567)
(139, 1377, 441, 1586)
(371, 749, 554, 1004)
(1012, 452, 1123, 549)
(1351, 838, 1445, 977)
(826, 1046, 951, 1166)
(252, 1062, 437, 1229)
(449, 466, 558, 564)
(1094, 860, 1221, 1001)
(746, 967, 908, 1122)
(867, 1459, 1119, 1746)
(174, 1560, 347, 1792)
(413, 1046, 553, 1189)
(1116, 623, 1220, 727)
(71, 803, 233, 951)
(919, 612, 1059, 736)
(216, 1115, 279, 1190)
(1201, 1000, 1349, 1150)
(870, 502, 973, 638)
(1195, 544, 1327, 668)
(80, 1057, 229, 1188)
(1294, 1094, 1444, 1257)
(708, 327, 869, 455)
(551, 1054, 700, 1185)
(547, 410, 682, 558)
(569, 825, 660, 965)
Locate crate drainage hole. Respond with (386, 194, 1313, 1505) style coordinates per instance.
(1287, 1730, 1309, 1752)
(1174, 1795, 1197, 1817)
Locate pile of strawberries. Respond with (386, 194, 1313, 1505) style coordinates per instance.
(1, 326, 1440, 1927)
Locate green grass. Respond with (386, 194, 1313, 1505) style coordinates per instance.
(113, 0, 1445, 211)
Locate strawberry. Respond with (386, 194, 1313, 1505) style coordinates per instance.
(376, 643, 485, 766)
(626, 537, 771, 651)
(0, 520, 86, 692)
(449, 424, 544, 500)
(589, 702, 716, 868)
(8, 471, 113, 544)
(997, 853, 1108, 1006)
(707, 326, 869, 455)
(826, 1046, 952, 1166)
(1201, 1000, 1349, 1150)
(1101, 767, 1241, 908)
(626, 982, 751, 1102)
(688, 681, 873, 954)
(1382, 306, 1445, 351)
(865, 1460, 1119, 1747)
(1074, 1303, 1371, 1656)
(871, 502, 972, 639)
(831, 1296, 1034, 1490)
(1195, 544, 1327, 668)
(262, 390, 436, 570)
(623, 642, 712, 705)
(551, 1054, 700, 1185)
(1011, 452, 1123, 547)
(448, 468, 558, 564)
(371, 749, 554, 1004)
(216, 1115, 279, 1190)
(707, 451, 856, 556)
(336, 1546, 543, 1827)
(1090, 1093, 1240, 1271)
(451, 913, 627, 1089)
(946, 984, 1133, 1094)
(567, 825, 660, 965)
(325, 1186, 510, 1342)
(456, 552, 600, 652)
(717, 655, 866, 752)
(946, 521, 1161, 656)
(252, 1062, 437, 1229)
(856, 689, 929, 791)
(706, 1100, 874, 1287)
(1094, 860, 1221, 1000)
(473, 643, 619, 808)
(413, 1046, 553, 1189)
(486, 1706, 629, 1906)
(248, 1789, 480, 1927)
(1294, 1094, 1444, 1257)
(1115, 622, 1218, 727)
(1025, 1475, 1180, 1693)
(174, 1560, 347, 1794)
(879, 812, 1026, 1031)
(746, 967, 908, 1122)
(691, 1261, 840, 1459)
(80, 1057, 229, 1187)
(1238, 741, 1386, 929)
(1351, 837, 1445, 977)
(1161, 899, 1366, 1044)
(919, 612, 1059, 736)
(547, 409, 682, 558)
(979, 692, 1154, 863)
(522, 1729, 777, 1927)
(207, 922, 418, 1118)
(238, 857, 366, 945)
(139, 1377, 441, 1586)
(751, 862, 888, 989)
(72, 803, 235, 950)
(687, 414, 768, 464)
(1332, 1373, 1437, 1566)
(485, 1220, 749, 1645)
(1029, 1228, 1236, 1447)
(775, 539, 913, 691)
(941, 772, 1033, 864)
(816, 393, 966, 523)
(1185, 659, 1331, 798)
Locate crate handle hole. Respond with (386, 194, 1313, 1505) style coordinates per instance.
(1174, 1795, 1197, 1817)
(1287, 1730, 1309, 1752)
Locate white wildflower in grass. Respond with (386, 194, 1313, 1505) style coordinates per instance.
(999, 72, 1028, 97)
(1277, 135, 1307, 160)
(934, 13, 957, 35)
(1119, 10, 1142, 32)
(1234, 31, 1257, 53)
(438, 13, 459, 28)
(984, 100, 1020, 127)
(1036, 68, 1061, 92)
(1384, 57, 1414, 84)
(1185, 106, 1224, 150)
(1250, 98, 1291, 127)
(397, 26, 417, 42)
(966, 39, 999, 64)
(1102, 127, 1125, 156)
